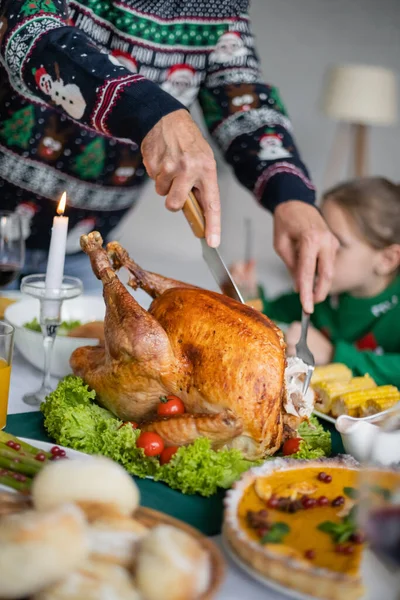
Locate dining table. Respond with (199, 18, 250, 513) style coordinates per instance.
(6, 346, 344, 600)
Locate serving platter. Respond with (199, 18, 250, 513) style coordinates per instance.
(312, 409, 337, 424)
(0, 438, 91, 494)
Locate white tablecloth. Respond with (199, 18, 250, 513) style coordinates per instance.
(7, 350, 287, 600)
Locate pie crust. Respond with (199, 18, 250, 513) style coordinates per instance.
(223, 455, 365, 600)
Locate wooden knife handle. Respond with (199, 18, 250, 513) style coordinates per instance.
(182, 191, 205, 239)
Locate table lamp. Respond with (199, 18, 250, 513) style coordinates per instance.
(321, 64, 397, 184)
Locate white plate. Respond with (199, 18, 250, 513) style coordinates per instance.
(222, 534, 399, 600)
(0, 438, 91, 493)
(313, 410, 336, 424)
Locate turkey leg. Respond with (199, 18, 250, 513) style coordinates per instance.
(80, 232, 175, 367)
(107, 241, 198, 299)
(139, 409, 243, 448)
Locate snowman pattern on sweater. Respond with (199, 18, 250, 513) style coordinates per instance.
(33, 65, 86, 120)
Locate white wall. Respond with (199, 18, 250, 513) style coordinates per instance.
(116, 0, 400, 299)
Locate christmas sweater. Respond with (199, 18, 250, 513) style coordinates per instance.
(0, 0, 315, 253)
(259, 276, 400, 387)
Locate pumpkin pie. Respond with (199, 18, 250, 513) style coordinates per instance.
(224, 456, 366, 600)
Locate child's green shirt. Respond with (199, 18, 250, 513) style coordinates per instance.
(259, 276, 400, 387)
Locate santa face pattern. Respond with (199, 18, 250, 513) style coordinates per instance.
(258, 133, 292, 161)
(0, 0, 315, 250)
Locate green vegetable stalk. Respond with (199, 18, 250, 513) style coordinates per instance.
(0, 432, 52, 459)
(0, 448, 43, 476)
(0, 470, 32, 493)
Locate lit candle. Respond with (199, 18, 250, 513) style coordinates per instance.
(45, 192, 68, 291)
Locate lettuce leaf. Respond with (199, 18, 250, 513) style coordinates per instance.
(41, 376, 260, 495)
(155, 438, 261, 496)
(290, 416, 332, 459)
(41, 378, 331, 496)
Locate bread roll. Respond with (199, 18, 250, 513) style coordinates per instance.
(33, 559, 141, 600)
(67, 321, 104, 342)
(32, 456, 140, 516)
(135, 525, 211, 600)
(88, 514, 148, 566)
(0, 504, 88, 599)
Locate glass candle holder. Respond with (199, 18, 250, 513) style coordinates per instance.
(20, 274, 83, 407)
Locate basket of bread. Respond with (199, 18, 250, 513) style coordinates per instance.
(0, 456, 224, 600)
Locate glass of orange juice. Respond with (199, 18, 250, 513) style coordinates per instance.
(0, 321, 14, 430)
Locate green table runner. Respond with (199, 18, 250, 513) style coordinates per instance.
(5, 412, 344, 536)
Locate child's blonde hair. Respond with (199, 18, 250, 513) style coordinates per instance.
(322, 177, 400, 250)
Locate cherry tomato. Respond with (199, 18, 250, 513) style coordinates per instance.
(136, 432, 164, 457)
(157, 395, 185, 417)
(282, 437, 302, 456)
(160, 446, 179, 465)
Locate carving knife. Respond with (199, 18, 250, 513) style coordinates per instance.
(182, 191, 244, 303)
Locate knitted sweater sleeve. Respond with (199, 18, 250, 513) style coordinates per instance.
(197, 8, 316, 212)
(0, 0, 184, 144)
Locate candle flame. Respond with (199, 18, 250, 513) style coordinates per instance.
(57, 192, 67, 216)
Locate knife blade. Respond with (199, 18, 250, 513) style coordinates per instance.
(182, 191, 244, 303)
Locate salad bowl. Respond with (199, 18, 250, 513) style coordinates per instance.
(4, 296, 105, 377)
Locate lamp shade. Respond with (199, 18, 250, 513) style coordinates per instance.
(322, 64, 398, 125)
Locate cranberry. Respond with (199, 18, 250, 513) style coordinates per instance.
(317, 472, 327, 482)
(335, 544, 354, 555)
(35, 452, 46, 462)
(324, 475, 332, 483)
(13, 443, 21, 451)
(332, 495, 345, 507)
(58, 449, 66, 457)
(304, 549, 316, 560)
(257, 526, 269, 537)
(302, 497, 317, 509)
(12, 473, 27, 482)
(317, 496, 329, 506)
(51, 446, 61, 456)
(350, 532, 365, 544)
(6, 440, 15, 449)
(52, 454, 67, 461)
(267, 495, 279, 509)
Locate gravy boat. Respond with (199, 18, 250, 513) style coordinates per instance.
(335, 403, 400, 464)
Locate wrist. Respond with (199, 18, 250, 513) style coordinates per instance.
(256, 169, 315, 213)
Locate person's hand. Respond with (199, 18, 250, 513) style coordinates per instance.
(273, 201, 339, 313)
(141, 109, 221, 248)
(229, 259, 258, 299)
(285, 321, 334, 365)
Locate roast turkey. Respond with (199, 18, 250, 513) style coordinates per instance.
(70, 232, 313, 459)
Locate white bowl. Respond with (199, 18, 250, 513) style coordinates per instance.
(4, 296, 105, 377)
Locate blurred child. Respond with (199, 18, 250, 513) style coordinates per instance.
(231, 177, 400, 386)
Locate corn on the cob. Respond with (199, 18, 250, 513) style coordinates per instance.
(314, 375, 376, 414)
(311, 363, 352, 386)
(332, 385, 400, 418)
(359, 391, 400, 417)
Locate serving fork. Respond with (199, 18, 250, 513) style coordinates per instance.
(295, 311, 315, 396)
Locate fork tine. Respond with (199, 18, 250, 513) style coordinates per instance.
(302, 366, 314, 395)
(295, 310, 315, 396)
